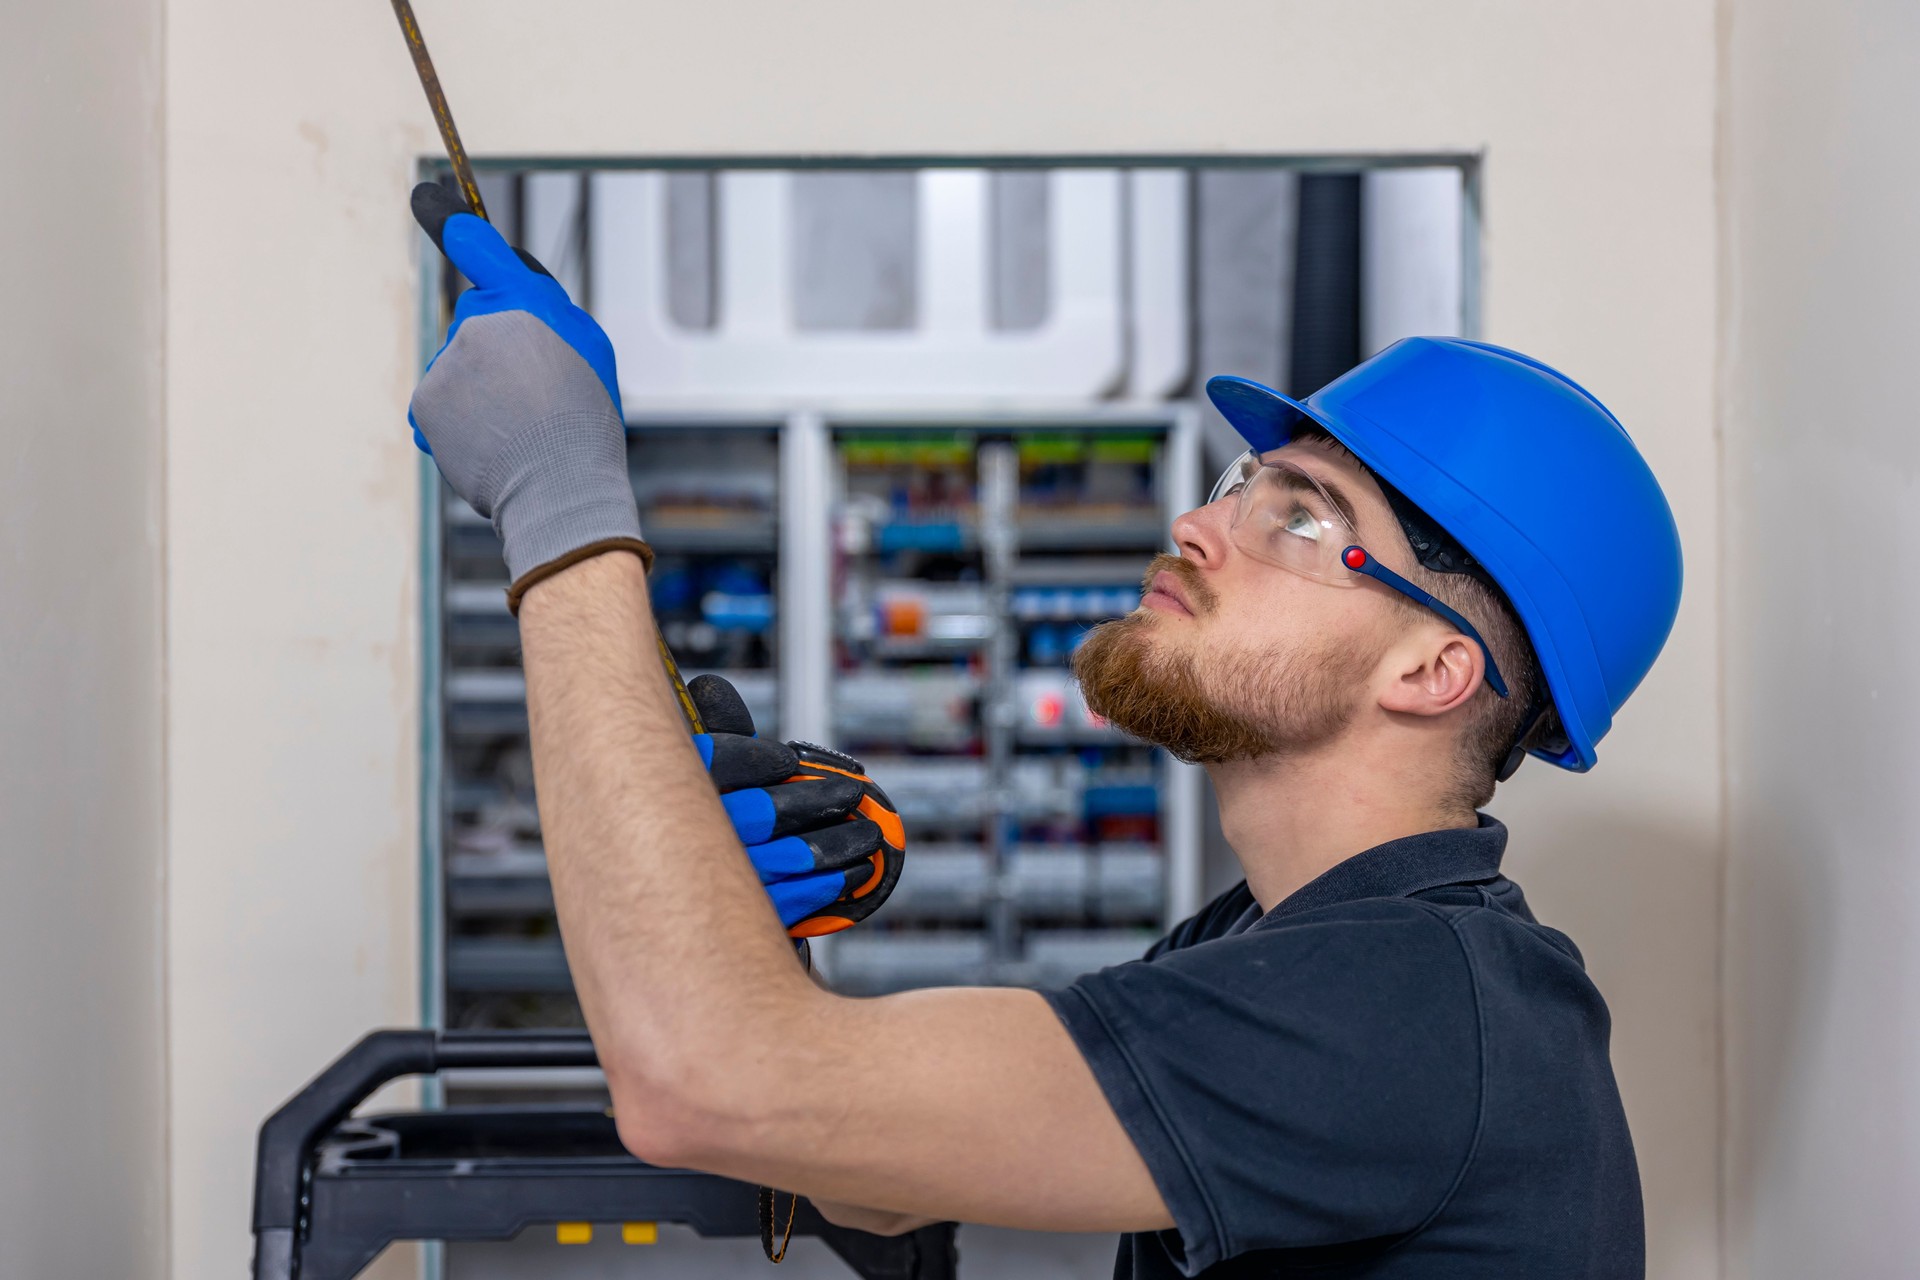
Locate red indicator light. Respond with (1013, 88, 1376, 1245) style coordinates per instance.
(1343, 547, 1368, 570)
(1032, 692, 1065, 728)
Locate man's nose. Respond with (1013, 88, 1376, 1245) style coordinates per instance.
(1170, 502, 1229, 569)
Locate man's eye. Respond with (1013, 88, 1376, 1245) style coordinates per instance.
(1282, 507, 1323, 541)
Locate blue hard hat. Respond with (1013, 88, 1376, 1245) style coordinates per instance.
(1206, 337, 1682, 772)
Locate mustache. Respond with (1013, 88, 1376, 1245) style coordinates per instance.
(1141, 553, 1217, 615)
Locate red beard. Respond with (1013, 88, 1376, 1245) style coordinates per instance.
(1071, 555, 1372, 764)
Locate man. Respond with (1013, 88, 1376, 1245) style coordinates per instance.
(406, 184, 1681, 1278)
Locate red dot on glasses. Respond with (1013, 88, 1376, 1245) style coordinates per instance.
(1343, 547, 1368, 570)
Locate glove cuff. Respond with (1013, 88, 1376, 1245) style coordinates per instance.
(506, 536, 655, 615)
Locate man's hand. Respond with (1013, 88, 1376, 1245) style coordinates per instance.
(688, 675, 904, 934)
(407, 182, 650, 608)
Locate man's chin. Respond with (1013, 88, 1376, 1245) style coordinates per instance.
(1071, 615, 1278, 764)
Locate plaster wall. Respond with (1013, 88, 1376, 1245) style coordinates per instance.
(1720, 2, 1920, 1274)
(163, 2, 1722, 1274)
(0, 1, 170, 1276)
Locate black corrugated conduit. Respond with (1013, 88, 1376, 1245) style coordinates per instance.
(1288, 173, 1365, 398)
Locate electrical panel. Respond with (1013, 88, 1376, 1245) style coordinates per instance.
(823, 424, 1199, 994)
(429, 412, 1200, 1031)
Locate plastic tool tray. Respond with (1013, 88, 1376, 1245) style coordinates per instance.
(252, 1029, 957, 1280)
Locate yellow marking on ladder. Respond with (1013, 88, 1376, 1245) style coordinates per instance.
(622, 1222, 659, 1245)
(556, 1222, 593, 1245)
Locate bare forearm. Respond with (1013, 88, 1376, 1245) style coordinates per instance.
(809, 1200, 942, 1236)
(793, 971, 937, 1231)
(517, 554, 812, 1092)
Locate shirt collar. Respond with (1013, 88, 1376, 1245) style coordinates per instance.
(1251, 814, 1509, 929)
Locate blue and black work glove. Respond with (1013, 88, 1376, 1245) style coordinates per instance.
(689, 675, 905, 937)
(407, 182, 650, 611)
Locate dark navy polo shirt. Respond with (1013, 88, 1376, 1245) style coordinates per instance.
(1042, 817, 1643, 1279)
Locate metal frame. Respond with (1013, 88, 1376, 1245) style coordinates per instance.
(427, 152, 1480, 176)
(417, 210, 448, 1054)
(777, 411, 833, 746)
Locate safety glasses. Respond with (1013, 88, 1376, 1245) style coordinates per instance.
(1208, 452, 1509, 698)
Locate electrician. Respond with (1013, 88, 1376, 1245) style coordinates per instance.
(404, 185, 1679, 1279)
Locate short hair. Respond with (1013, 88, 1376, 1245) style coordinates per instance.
(1287, 426, 1542, 809)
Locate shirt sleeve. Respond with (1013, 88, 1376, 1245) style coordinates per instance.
(1042, 900, 1482, 1274)
(1142, 882, 1257, 962)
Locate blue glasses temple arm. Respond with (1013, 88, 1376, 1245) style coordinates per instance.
(1342, 546, 1509, 699)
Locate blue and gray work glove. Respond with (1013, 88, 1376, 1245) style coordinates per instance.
(690, 675, 905, 936)
(407, 185, 905, 933)
(407, 182, 649, 611)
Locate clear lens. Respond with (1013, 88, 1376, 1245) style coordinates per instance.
(1207, 450, 1259, 505)
(1207, 452, 1358, 581)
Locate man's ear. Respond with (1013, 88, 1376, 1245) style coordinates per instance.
(1378, 633, 1483, 718)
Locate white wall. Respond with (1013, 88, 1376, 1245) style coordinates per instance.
(163, 3, 428, 1277)
(0, 2, 169, 1277)
(161, 1, 1723, 1274)
(1720, 2, 1920, 1275)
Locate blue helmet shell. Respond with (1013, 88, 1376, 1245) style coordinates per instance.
(1207, 337, 1683, 772)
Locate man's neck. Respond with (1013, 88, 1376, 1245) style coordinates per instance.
(1206, 747, 1476, 912)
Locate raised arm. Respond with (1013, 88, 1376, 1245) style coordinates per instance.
(518, 553, 1170, 1232)
(405, 191, 1169, 1233)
